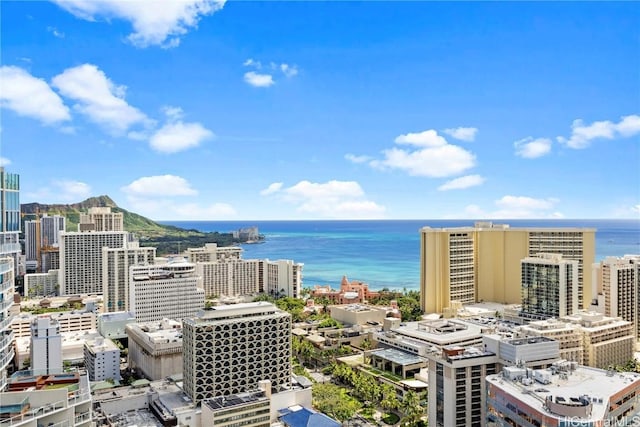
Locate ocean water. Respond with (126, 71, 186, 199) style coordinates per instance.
(161, 219, 640, 291)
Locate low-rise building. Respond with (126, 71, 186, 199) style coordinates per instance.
(516, 318, 584, 364)
(84, 337, 121, 382)
(24, 269, 59, 298)
(202, 390, 271, 427)
(11, 309, 97, 338)
(328, 303, 396, 326)
(310, 276, 380, 304)
(127, 319, 183, 381)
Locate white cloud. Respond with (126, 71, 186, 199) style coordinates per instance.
(52, 0, 225, 48)
(149, 121, 213, 153)
(0, 157, 11, 166)
(162, 105, 184, 121)
(616, 115, 640, 137)
(51, 63, 151, 134)
(557, 114, 640, 149)
(514, 137, 552, 159)
(372, 144, 476, 178)
(443, 127, 478, 142)
(56, 180, 92, 199)
(270, 180, 385, 219)
(122, 175, 197, 196)
(123, 196, 236, 220)
(394, 129, 447, 147)
(344, 154, 371, 164)
(260, 182, 283, 196)
(173, 202, 236, 218)
(0, 65, 71, 125)
(438, 174, 485, 191)
(280, 63, 298, 78)
(243, 58, 262, 69)
(244, 71, 275, 88)
(47, 26, 65, 38)
(459, 195, 562, 219)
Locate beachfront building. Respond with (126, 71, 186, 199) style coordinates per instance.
(420, 221, 595, 314)
(593, 255, 640, 337)
(196, 258, 302, 298)
(486, 362, 640, 427)
(310, 276, 380, 304)
(187, 243, 242, 263)
(520, 253, 579, 320)
(129, 260, 205, 323)
(102, 243, 156, 313)
(182, 302, 291, 403)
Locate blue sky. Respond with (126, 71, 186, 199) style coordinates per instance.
(1, 1, 639, 220)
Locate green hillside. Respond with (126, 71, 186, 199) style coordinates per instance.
(21, 195, 239, 254)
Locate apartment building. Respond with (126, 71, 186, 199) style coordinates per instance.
(30, 315, 63, 376)
(593, 255, 640, 337)
(182, 302, 291, 403)
(516, 318, 584, 364)
(59, 230, 129, 295)
(84, 336, 121, 382)
(24, 219, 41, 265)
(0, 258, 15, 391)
(186, 243, 242, 263)
(561, 311, 635, 369)
(102, 243, 156, 313)
(520, 253, 579, 320)
(129, 260, 205, 323)
(24, 269, 59, 297)
(420, 222, 595, 314)
(428, 346, 498, 427)
(40, 213, 66, 247)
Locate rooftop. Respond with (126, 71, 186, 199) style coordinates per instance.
(369, 348, 425, 366)
(204, 390, 268, 411)
(279, 406, 341, 427)
(487, 365, 640, 421)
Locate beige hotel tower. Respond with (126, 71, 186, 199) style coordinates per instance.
(420, 222, 595, 314)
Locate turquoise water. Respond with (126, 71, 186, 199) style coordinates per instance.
(161, 220, 640, 291)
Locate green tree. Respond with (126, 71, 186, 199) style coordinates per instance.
(312, 383, 362, 422)
(380, 384, 400, 411)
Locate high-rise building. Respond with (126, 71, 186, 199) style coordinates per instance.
(196, 258, 303, 298)
(102, 243, 155, 313)
(420, 222, 595, 314)
(24, 219, 41, 263)
(0, 168, 20, 391)
(59, 231, 128, 295)
(129, 260, 205, 323)
(0, 258, 15, 391)
(182, 302, 291, 403)
(593, 255, 640, 337)
(0, 168, 21, 273)
(520, 253, 579, 320)
(40, 214, 66, 247)
(30, 315, 63, 376)
(186, 243, 242, 263)
(428, 346, 498, 427)
(79, 206, 123, 232)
